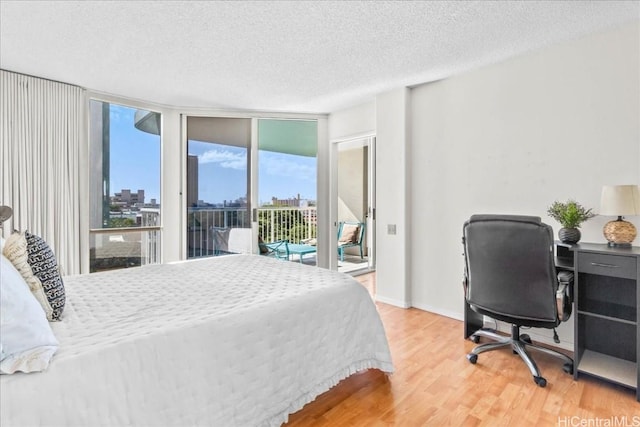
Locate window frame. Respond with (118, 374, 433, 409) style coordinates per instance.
(86, 93, 165, 272)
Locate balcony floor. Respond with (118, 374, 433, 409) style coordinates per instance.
(282, 252, 371, 276)
(338, 254, 370, 275)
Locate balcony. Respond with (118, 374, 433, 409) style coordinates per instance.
(90, 206, 367, 273)
(187, 206, 317, 259)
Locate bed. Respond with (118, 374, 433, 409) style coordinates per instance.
(0, 254, 393, 427)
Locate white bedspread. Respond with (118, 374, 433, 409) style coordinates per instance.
(0, 255, 393, 426)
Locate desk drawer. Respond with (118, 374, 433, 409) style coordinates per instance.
(578, 252, 637, 280)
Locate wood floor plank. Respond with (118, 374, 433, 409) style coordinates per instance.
(284, 273, 640, 426)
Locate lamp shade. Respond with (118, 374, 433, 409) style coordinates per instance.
(600, 185, 640, 216)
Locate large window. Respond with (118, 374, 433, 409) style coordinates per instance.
(89, 100, 161, 272)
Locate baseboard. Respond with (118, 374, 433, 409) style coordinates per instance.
(410, 302, 464, 322)
(374, 295, 411, 308)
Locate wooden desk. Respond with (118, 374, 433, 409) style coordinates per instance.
(569, 243, 640, 401)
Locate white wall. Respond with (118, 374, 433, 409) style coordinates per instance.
(409, 21, 640, 347)
(161, 109, 182, 263)
(328, 100, 376, 141)
(376, 88, 412, 307)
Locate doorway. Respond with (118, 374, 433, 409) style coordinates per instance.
(185, 117, 251, 258)
(334, 136, 375, 274)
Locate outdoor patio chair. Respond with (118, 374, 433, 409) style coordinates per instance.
(211, 227, 252, 255)
(261, 239, 317, 264)
(259, 238, 290, 260)
(337, 221, 365, 262)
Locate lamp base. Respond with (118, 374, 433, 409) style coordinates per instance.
(607, 241, 632, 248)
(603, 217, 637, 247)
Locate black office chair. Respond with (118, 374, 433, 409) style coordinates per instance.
(462, 214, 574, 387)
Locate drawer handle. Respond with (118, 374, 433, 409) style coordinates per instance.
(590, 262, 619, 268)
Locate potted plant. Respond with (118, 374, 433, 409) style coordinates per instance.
(547, 200, 596, 243)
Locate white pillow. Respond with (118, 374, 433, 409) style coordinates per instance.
(0, 254, 58, 374)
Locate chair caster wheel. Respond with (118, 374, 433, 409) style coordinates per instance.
(520, 334, 532, 344)
(534, 376, 547, 387)
(563, 363, 574, 375)
(467, 354, 478, 364)
(470, 335, 480, 343)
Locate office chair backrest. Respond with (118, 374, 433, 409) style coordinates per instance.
(463, 214, 559, 328)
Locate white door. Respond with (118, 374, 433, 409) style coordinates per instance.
(332, 135, 376, 273)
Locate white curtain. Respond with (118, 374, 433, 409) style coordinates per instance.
(1, 70, 87, 275)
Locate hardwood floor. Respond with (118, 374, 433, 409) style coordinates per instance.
(285, 273, 640, 426)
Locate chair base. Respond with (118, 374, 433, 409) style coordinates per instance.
(468, 327, 504, 344)
(467, 325, 573, 387)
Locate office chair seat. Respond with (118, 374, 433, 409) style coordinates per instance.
(462, 214, 574, 387)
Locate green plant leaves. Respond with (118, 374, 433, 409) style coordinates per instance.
(546, 200, 595, 229)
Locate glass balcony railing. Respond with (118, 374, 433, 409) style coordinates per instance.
(90, 206, 318, 271)
(89, 226, 161, 272)
(257, 207, 317, 244)
(89, 208, 161, 273)
(187, 206, 317, 259)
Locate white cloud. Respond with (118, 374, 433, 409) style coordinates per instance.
(199, 149, 246, 170)
(260, 152, 315, 181)
(108, 104, 132, 123)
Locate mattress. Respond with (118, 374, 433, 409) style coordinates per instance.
(0, 254, 393, 427)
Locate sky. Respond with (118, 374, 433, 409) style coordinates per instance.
(107, 105, 317, 205)
(109, 105, 161, 201)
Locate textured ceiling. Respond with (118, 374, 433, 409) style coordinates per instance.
(0, 1, 638, 113)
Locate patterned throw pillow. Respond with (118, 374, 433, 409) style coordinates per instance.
(2, 231, 65, 321)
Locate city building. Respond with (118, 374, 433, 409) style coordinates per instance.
(187, 155, 199, 208)
(112, 189, 145, 207)
(271, 194, 301, 207)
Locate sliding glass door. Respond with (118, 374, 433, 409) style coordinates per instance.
(257, 119, 318, 264)
(186, 117, 251, 258)
(184, 116, 318, 262)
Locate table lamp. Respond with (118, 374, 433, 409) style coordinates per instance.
(0, 205, 12, 224)
(600, 185, 640, 247)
